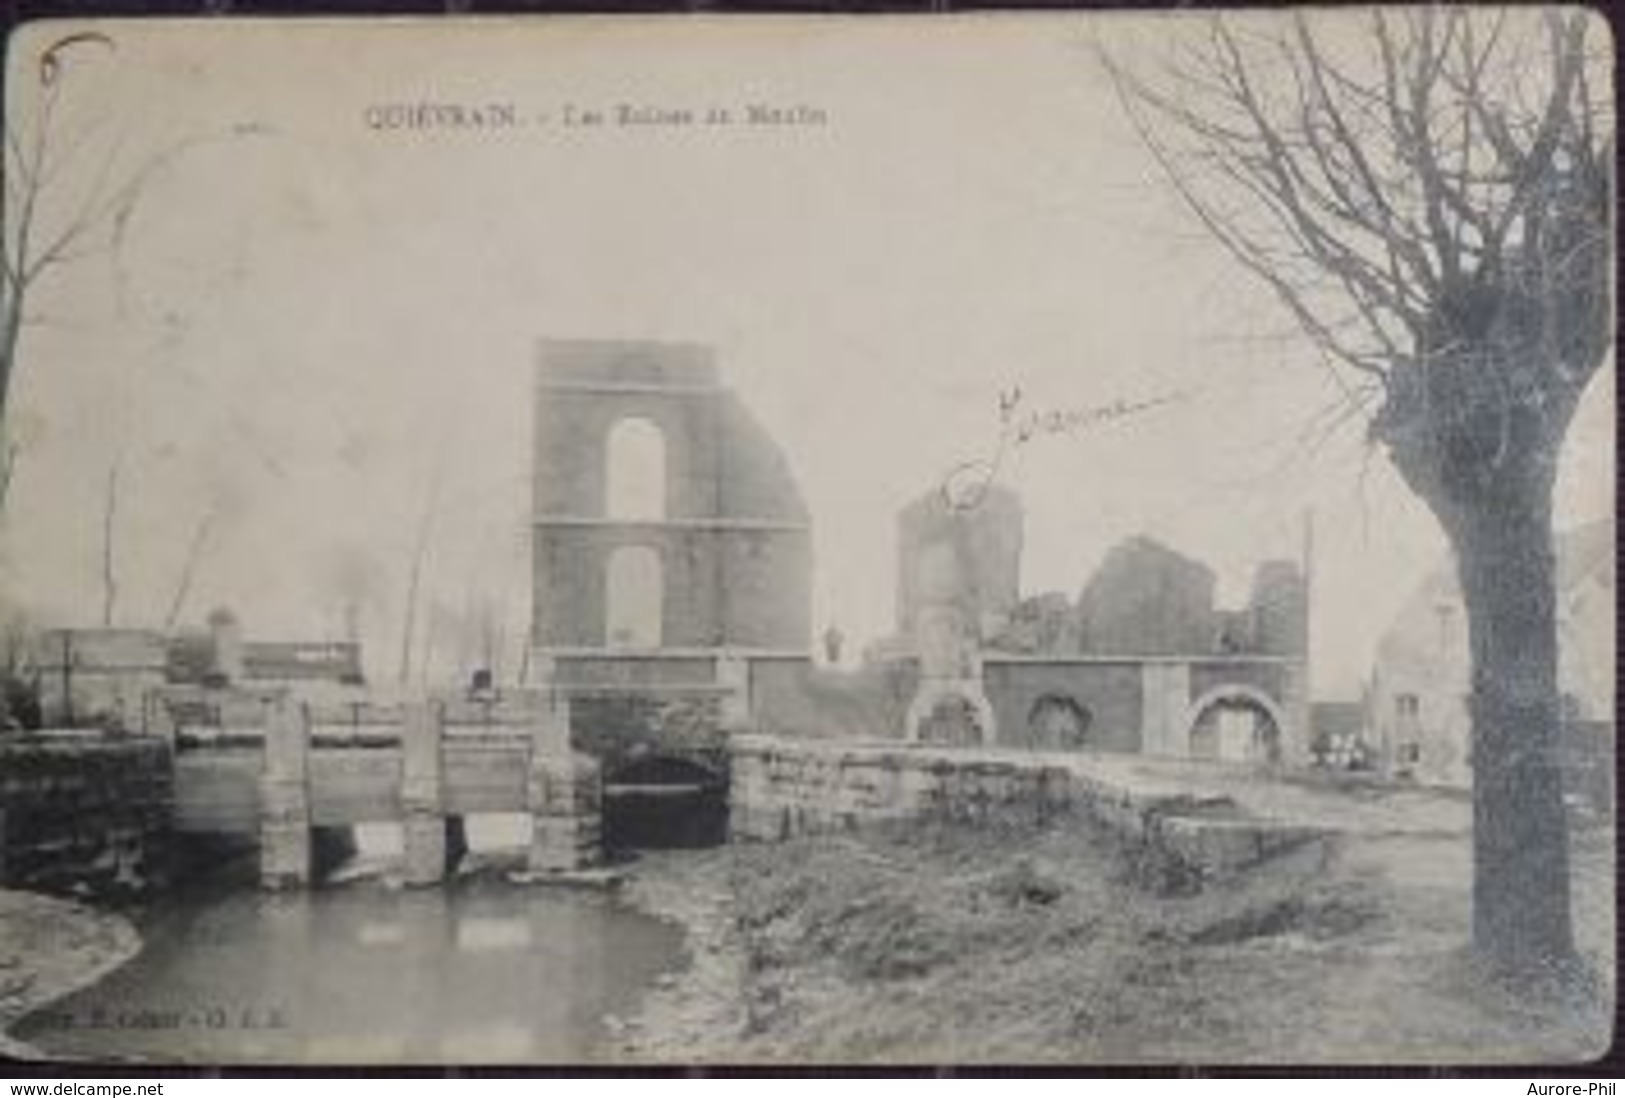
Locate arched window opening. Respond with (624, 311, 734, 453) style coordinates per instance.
(1027, 694, 1093, 750)
(606, 545, 663, 648)
(605, 417, 666, 520)
(917, 694, 982, 747)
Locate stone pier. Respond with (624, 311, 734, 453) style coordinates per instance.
(716, 653, 752, 731)
(232, 687, 607, 889)
(259, 695, 311, 889)
(526, 694, 603, 874)
(400, 701, 448, 886)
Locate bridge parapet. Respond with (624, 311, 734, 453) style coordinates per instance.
(164, 686, 600, 888)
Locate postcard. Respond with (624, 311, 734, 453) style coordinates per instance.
(0, 11, 1612, 1066)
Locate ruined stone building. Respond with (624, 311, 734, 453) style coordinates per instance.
(531, 339, 812, 658)
(1076, 536, 1218, 656)
(528, 339, 817, 825)
(895, 485, 1024, 644)
(880, 483, 1310, 764)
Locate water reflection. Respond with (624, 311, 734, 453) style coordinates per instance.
(456, 915, 533, 951)
(19, 872, 684, 1065)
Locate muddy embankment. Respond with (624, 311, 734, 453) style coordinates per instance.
(0, 890, 141, 1061)
(617, 815, 1614, 1065)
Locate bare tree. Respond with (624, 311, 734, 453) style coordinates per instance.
(3, 35, 112, 440)
(99, 458, 120, 626)
(1104, 9, 1612, 976)
(1, 33, 267, 512)
(397, 460, 446, 685)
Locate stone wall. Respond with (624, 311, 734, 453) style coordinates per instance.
(531, 339, 723, 521)
(982, 659, 1145, 752)
(1248, 560, 1308, 656)
(531, 338, 813, 653)
(536, 523, 811, 651)
(717, 529, 814, 648)
(895, 485, 1024, 641)
(547, 653, 723, 689)
(749, 657, 911, 741)
(568, 693, 728, 779)
(0, 734, 171, 897)
(976, 655, 1305, 761)
(532, 527, 730, 649)
(1077, 537, 1218, 656)
(1187, 659, 1289, 705)
(729, 736, 1321, 885)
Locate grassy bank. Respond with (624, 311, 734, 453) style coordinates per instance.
(0, 890, 141, 1061)
(621, 816, 1613, 1065)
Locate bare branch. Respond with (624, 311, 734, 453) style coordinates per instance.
(1101, 45, 1385, 410)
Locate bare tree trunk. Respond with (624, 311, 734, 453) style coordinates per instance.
(397, 546, 426, 686)
(0, 288, 27, 442)
(1449, 488, 1574, 971)
(0, 442, 20, 514)
(100, 461, 120, 627)
(419, 608, 439, 687)
(397, 474, 442, 685)
(1388, 402, 1580, 974)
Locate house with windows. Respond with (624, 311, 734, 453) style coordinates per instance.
(1368, 518, 1615, 790)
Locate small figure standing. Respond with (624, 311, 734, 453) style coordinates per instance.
(821, 623, 845, 666)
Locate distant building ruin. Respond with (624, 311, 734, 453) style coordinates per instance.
(530, 339, 812, 658)
(895, 484, 1024, 644)
(528, 339, 817, 806)
(879, 484, 1310, 763)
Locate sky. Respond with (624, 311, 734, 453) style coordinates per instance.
(0, 13, 1613, 697)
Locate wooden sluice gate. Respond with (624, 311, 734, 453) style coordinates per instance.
(154, 687, 602, 889)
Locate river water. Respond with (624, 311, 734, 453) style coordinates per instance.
(16, 854, 686, 1065)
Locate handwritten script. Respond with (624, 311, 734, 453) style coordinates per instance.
(939, 385, 1186, 512)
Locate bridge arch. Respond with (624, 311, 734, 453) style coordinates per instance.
(1181, 684, 1287, 765)
(601, 750, 728, 850)
(606, 751, 727, 789)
